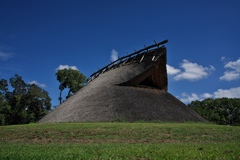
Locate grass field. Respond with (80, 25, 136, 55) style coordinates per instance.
(0, 122, 240, 159)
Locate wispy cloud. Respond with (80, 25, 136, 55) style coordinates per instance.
(168, 60, 215, 81)
(29, 80, 46, 88)
(221, 56, 226, 61)
(110, 49, 118, 62)
(179, 87, 240, 104)
(220, 57, 240, 81)
(56, 65, 79, 71)
(0, 51, 13, 61)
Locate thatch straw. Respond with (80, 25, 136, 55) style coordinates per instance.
(39, 46, 206, 123)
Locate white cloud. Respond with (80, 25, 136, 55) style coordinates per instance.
(224, 58, 240, 72)
(179, 92, 213, 104)
(220, 58, 240, 81)
(179, 93, 200, 104)
(220, 71, 239, 81)
(110, 49, 118, 62)
(29, 80, 46, 88)
(221, 56, 226, 61)
(179, 87, 240, 104)
(213, 87, 240, 98)
(202, 93, 213, 99)
(0, 51, 13, 61)
(167, 64, 180, 75)
(56, 65, 78, 71)
(172, 59, 215, 81)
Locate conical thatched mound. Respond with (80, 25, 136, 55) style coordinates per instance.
(39, 40, 206, 123)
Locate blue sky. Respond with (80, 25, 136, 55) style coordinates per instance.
(0, 0, 239, 107)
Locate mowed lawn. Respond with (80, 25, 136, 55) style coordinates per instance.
(0, 122, 239, 159)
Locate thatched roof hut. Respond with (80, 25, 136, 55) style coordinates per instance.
(39, 40, 206, 123)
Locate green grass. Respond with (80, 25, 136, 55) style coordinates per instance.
(0, 122, 240, 159)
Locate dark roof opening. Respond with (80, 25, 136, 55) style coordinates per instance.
(138, 75, 160, 89)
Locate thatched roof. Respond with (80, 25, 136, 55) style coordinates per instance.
(39, 40, 206, 123)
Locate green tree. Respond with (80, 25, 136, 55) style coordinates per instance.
(188, 98, 240, 125)
(0, 79, 8, 95)
(56, 68, 86, 104)
(8, 74, 28, 124)
(24, 84, 51, 123)
(0, 79, 11, 125)
(0, 74, 52, 125)
(10, 74, 27, 95)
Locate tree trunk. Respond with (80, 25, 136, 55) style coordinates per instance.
(59, 89, 63, 104)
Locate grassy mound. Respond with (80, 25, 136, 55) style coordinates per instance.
(0, 122, 239, 159)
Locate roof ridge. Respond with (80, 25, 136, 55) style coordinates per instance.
(88, 39, 168, 83)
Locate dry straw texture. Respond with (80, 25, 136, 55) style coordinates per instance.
(39, 46, 206, 123)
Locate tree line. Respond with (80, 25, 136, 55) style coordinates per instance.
(188, 98, 240, 126)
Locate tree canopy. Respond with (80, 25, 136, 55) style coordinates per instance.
(0, 74, 51, 125)
(55, 68, 86, 104)
(188, 98, 240, 125)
